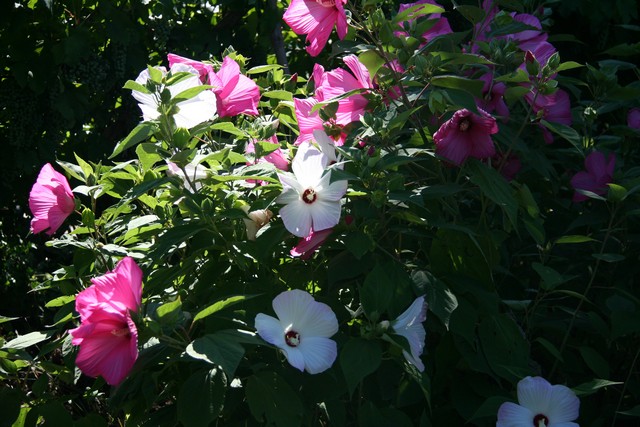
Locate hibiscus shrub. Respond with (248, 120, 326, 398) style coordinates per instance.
(2, 0, 640, 426)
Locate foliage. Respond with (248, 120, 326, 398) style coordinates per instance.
(1, 0, 640, 426)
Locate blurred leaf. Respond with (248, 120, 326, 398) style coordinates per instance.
(453, 4, 486, 24)
(592, 253, 625, 262)
(431, 75, 484, 97)
(392, 3, 444, 25)
(343, 230, 375, 260)
(156, 298, 182, 324)
(532, 263, 565, 290)
(361, 264, 395, 322)
(192, 295, 255, 323)
(467, 160, 518, 229)
(534, 337, 563, 362)
(177, 368, 226, 427)
(2, 331, 53, 350)
(412, 270, 458, 330)
(573, 379, 623, 396)
(479, 314, 530, 381)
(246, 371, 303, 427)
(340, 339, 382, 396)
(111, 122, 156, 159)
(555, 235, 596, 244)
(579, 346, 610, 379)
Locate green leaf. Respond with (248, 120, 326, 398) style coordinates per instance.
(262, 90, 293, 101)
(392, 3, 445, 25)
(246, 371, 303, 427)
(170, 85, 214, 105)
(534, 337, 563, 362)
(343, 230, 375, 260)
(44, 295, 75, 308)
(192, 295, 255, 323)
(361, 264, 395, 322)
(453, 4, 486, 24)
(2, 331, 54, 350)
(411, 270, 458, 330)
(177, 368, 226, 427)
(532, 263, 565, 291)
(430, 75, 484, 97)
(556, 61, 584, 72)
(185, 332, 246, 378)
(467, 160, 518, 229)
(246, 64, 282, 74)
(123, 80, 151, 94)
(592, 253, 625, 263)
(555, 235, 596, 244)
(540, 120, 582, 149)
(208, 121, 246, 137)
(156, 298, 182, 324)
(340, 339, 382, 395)
(617, 404, 640, 417)
(579, 346, 610, 379)
(573, 379, 623, 396)
(111, 122, 156, 159)
(359, 50, 386, 80)
(0, 315, 20, 324)
(479, 314, 530, 381)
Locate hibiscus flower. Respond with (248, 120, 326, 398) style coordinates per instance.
(433, 108, 498, 166)
(570, 151, 615, 202)
(29, 163, 76, 236)
(283, 0, 348, 57)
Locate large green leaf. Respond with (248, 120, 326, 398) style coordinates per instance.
(185, 332, 246, 378)
(177, 368, 226, 427)
(340, 338, 382, 395)
(246, 371, 303, 427)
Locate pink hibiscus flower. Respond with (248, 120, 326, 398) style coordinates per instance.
(209, 56, 261, 117)
(167, 53, 214, 82)
(477, 73, 509, 121)
(315, 55, 373, 126)
(293, 97, 346, 146)
(526, 89, 572, 144)
(68, 257, 143, 386)
(29, 163, 76, 236)
(570, 151, 615, 202)
(433, 108, 498, 166)
(283, 0, 348, 57)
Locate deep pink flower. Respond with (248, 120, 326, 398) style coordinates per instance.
(315, 55, 373, 126)
(493, 152, 521, 181)
(291, 228, 333, 259)
(570, 151, 615, 202)
(395, 0, 452, 45)
(293, 97, 346, 146)
(68, 257, 143, 386)
(29, 163, 75, 236)
(283, 0, 348, 57)
(628, 107, 640, 129)
(526, 89, 572, 144)
(209, 56, 260, 117)
(477, 73, 509, 121)
(433, 108, 498, 166)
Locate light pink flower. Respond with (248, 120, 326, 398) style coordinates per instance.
(433, 108, 498, 166)
(283, 0, 348, 57)
(277, 140, 347, 237)
(209, 56, 261, 117)
(255, 289, 339, 374)
(395, 0, 452, 45)
(316, 55, 373, 126)
(29, 163, 75, 236)
(68, 257, 143, 386)
(390, 296, 427, 372)
(628, 107, 640, 129)
(497, 376, 580, 427)
(571, 151, 615, 202)
(291, 228, 333, 259)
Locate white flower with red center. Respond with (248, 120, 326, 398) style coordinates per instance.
(497, 376, 580, 427)
(276, 138, 347, 238)
(390, 296, 427, 372)
(254, 289, 339, 374)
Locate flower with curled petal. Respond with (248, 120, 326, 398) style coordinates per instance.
(390, 296, 427, 372)
(29, 163, 76, 236)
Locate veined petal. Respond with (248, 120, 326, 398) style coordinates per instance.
(111, 257, 143, 312)
(280, 200, 313, 237)
(497, 401, 534, 427)
(174, 90, 218, 128)
(517, 376, 552, 415)
(547, 384, 580, 423)
(309, 198, 342, 232)
(272, 289, 316, 330)
(292, 298, 338, 338)
(255, 313, 286, 348)
(321, 176, 348, 202)
(297, 336, 337, 374)
(281, 346, 306, 372)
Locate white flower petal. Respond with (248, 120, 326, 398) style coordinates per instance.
(272, 289, 316, 328)
(255, 313, 286, 348)
(294, 299, 338, 338)
(309, 198, 342, 232)
(280, 201, 313, 237)
(173, 91, 217, 129)
(547, 384, 580, 423)
(321, 178, 348, 201)
(297, 336, 337, 374)
(292, 143, 326, 188)
(497, 401, 534, 427)
(517, 376, 553, 415)
(393, 296, 427, 330)
(282, 346, 306, 372)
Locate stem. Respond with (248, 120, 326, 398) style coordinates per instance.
(612, 346, 640, 427)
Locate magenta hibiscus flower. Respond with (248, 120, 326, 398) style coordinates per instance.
(433, 108, 498, 166)
(69, 257, 143, 386)
(570, 151, 615, 202)
(29, 163, 76, 236)
(283, 0, 348, 57)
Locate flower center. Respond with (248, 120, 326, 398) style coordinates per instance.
(533, 413, 549, 427)
(111, 327, 130, 338)
(459, 118, 471, 132)
(315, 0, 336, 7)
(302, 188, 317, 204)
(285, 330, 301, 347)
